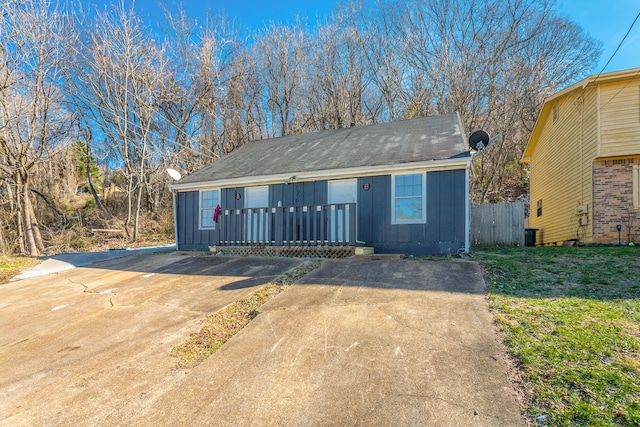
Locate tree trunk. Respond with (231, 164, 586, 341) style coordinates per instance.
(25, 190, 44, 253)
(132, 169, 145, 242)
(30, 188, 70, 226)
(124, 169, 134, 238)
(85, 142, 113, 220)
(21, 183, 40, 256)
(0, 218, 6, 254)
(13, 176, 26, 255)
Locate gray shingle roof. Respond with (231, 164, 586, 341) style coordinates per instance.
(179, 113, 469, 185)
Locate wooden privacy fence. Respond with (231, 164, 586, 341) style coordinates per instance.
(471, 202, 526, 246)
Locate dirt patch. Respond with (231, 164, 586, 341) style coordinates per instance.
(171, 260, 322, 367)
(171, 283, 283, 367)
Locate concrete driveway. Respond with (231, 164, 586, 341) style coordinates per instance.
(0, 253, 302, 426)
(1, 255, 524, 426)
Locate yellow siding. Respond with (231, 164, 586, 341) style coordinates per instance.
(529, 88, 598, 244)
(582, 90, 599, 243)
(599, 81, 640, 157)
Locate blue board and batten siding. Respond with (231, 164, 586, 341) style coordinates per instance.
(270, 182, 327, 207)
(357, 170, 466, 255)
(176, 169, 466, 255)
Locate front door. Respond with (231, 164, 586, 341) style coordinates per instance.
(328, 179, 357, 243)
(244, 186, 269, 243)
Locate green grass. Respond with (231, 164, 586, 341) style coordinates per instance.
(0, 256, 40, 284)
(474, 246, 640, 426)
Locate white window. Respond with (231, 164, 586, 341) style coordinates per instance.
(633, 164, 640, 209)
(200, 189, 220, 229)
(392, 173, 426, 224)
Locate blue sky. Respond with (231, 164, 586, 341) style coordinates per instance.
(556, 0, 640, 73)
(89, 0, 639, 74)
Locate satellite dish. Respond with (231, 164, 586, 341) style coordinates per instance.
(469, 130, 490, 151)
(167, 168, 182, 181)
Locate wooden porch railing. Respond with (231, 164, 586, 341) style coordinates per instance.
(218, 203, 356, 246)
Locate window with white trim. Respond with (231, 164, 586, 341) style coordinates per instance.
(200, 189, 220, 229)
(633, 165, 640, 209)
(392, 173, 426, 224)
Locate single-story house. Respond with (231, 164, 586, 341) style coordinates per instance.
(522, 67, 640, 244)
(170, 113, 472, 256)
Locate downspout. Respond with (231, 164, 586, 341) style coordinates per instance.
(464, 160, 471, 253)
(172, 189, 179, 250)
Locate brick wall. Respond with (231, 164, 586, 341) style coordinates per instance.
(592, 157, 640, 243)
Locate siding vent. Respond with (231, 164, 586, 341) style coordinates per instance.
(552, 103, 559, 123)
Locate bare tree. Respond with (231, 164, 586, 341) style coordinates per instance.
(393, 0, 601, 202)
(0, 0, 72, 255)
(345, 0, 410, 121)
(157, 8, 242, 172)
(0, 0, 603, 255)
(66, 1, 164, 241)
(215, 48, 266, 154)
(303, 14, 379, 131)
(253, 22, 307, 137)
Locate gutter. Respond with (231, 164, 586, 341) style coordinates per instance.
(169, 156, 470, 192)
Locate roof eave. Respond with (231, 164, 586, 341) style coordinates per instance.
(170, 156, 471, 192)
(521, 82, 586, 162)
(521, 67, 640, 162)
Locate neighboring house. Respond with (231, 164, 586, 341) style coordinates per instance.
(522, 67, 640, 245)
(170, 113, 472, 256)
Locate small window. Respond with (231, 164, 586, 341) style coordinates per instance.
(200, 189, 220, 229)
(392, 173, 426, 224)
(633, 165, 640, 209)
(536, 199, 543, 217)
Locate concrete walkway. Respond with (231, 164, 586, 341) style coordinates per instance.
(11, 244, 175, 280)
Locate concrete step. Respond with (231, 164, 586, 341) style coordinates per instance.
(354, 253, 403, 260)
(354, 246, 374, 255)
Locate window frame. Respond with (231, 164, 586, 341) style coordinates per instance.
(199, 189, 220, 230)
(391, 172, 427, 225)
(536, 199, 543, 217)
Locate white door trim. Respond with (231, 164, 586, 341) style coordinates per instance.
(328, 179, 357, 243)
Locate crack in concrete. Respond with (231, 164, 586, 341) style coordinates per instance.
(65, 277, 89, 292)
(63, 276, 120, 307)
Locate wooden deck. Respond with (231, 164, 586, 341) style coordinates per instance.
(218, 203, 356, 247)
